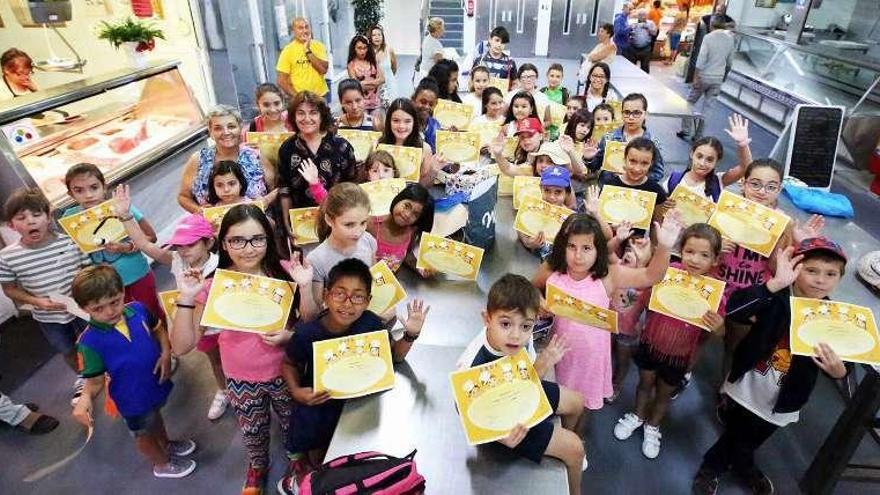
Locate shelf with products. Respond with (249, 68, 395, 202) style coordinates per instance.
(0, 60, 206, 210)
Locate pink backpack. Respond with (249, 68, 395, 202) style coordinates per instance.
(298, 450, 425, 495)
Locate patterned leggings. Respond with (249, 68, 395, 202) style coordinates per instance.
(226, 377, 293, 469)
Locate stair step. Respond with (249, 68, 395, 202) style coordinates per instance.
(430, 7, 462, 16)
(433, 0, 461, 7)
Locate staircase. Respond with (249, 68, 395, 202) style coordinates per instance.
(430, 0, 464, 52)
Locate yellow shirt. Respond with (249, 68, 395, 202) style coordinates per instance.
(276, 40, 329, 96)
(114, 318, 131, 341)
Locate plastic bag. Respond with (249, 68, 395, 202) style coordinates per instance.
(783, 184, 854, 218)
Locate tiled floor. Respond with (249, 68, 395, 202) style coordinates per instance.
(1, 54, 879, 495)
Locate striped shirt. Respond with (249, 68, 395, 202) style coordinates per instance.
(0, 235, 91, 323)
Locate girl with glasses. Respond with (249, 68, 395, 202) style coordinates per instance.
(171, 204, 318, 493)
(583, 63, 615, 112)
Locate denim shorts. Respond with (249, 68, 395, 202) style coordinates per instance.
(124, 406, 163, 437)
(37, 318, 88, 354)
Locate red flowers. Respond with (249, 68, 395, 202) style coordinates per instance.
(135, 39, 156, 52)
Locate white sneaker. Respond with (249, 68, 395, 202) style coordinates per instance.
(642, 425, 662, 459)
(582, 455, 589, 471)
(207, 390, 228, 420)
(613, 412, 644, 440)
(153, 458, 197, 478)
(70, 377, 86, 407)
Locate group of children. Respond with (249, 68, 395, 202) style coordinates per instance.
(0, 23, 856, 495)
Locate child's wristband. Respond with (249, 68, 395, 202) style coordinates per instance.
(118, 214, 134, 222)
(176, 303, 196, 309)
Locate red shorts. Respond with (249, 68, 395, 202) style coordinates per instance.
(124, 271, 164, 322)
(196, 333, 220, 353)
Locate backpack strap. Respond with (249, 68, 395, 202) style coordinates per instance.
(667, 169, 685, 193)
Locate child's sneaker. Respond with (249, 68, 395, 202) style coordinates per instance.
(641, 425, 661, 459)
(167, 439, 197, 457)
(692, 466, 720, 495)
(153, 458, 197, 478)
(242, 465, 268, 495)
(277, 457, 312, 495)
(738, 466, 774, 495)
(70, 377, 86, 407)
(613, 412, 644, 440)
(207, 390, 229, 420)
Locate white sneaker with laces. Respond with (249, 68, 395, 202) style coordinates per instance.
(642, 425, 662, 459)
(613, 412, 644, 440)
(167, 439, 197, 457)
(207, 390, 228, 420)
(153, 458, 197, 478)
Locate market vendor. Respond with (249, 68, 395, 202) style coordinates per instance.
(1, 48, 37, 100)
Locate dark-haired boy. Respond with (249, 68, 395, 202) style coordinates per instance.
(473, 26, 518, 88)
(693, 238, 849, 495)
(457, 273, 586, 495)
(0, 188, 90, 404)
(71, 264, 195, 478)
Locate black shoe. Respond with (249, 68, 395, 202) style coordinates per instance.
(676, 131, 692, 141)
(738, 466, 774, 495)
(692, 466, 720, 495)
(24, 402, 39, 412)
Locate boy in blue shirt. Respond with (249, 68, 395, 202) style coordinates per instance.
(71, 264, 196, 479)
(456, 274, 586, 495)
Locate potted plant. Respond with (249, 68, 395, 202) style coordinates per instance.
(351, 0, 383, 34)
(28, 0, 73, 24)
(97, 17, 165, 69)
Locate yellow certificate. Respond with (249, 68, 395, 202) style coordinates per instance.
(493, 163, 532, 197)
(58, 200, 127, 254)
(608, 100, 623, 122)
(598, 185, 656, 230)
(288, 207, 320, 245)
(336, 129, 381, 162)
(502, 136, 518, 160)
(514, 196, 573, 242)
(790, 298, 880, 365)
(648, 267, 726, 331)
(200, 269, 295, 334)
(547, 101, 567, 128)
(470, 121, 502, 148)
(546, 283, 618, 333)
(592, 123, 617, 141)
(203, 201, 264, 232)
(708, 191, 790, 257)
(313, 330, 395, 399)
(449, 348, 553, 445)
(376, 144, 422, 182)
(433, 99, 474, 130)
(366, 261, 407, 315)
(416, 232, 484, 280)
(436, 130, 481, 163)
(601, 140, 626, 174)
(512, 175, 542, 210)
(158, 290, 179, 326)
(245, 132, 295, 145)
(360, 178, 407, 217)
(670, 185, 716, 227)
(487, 77, 509, 95)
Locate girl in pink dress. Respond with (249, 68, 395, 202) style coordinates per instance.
(366, 184, 435, 272)
(532, 213, 682, 422)
(346, 34, 385, 112)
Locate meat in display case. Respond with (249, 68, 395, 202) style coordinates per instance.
(0, 60, 205, 209)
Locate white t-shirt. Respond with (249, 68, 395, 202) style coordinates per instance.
(722, 355, 801, 427)
(306, 233, 377, 284)
(461, 92, 482, 116)
(170, 251, 219, 279)
(421, 35, 444, 75)
(664, 171, 724, 196)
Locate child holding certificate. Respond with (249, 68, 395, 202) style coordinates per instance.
(471, 86, 506, 126)
(613, 224, 726, 459)
(366, 184, 435, 272)
(170, 204, 317, 494)
(490, 117, 545, 177)
(601, 137, 670, 216)
(693, 237, 847, 495)
(456, 274, 586, 495)
(336, 78, 379, 131)
(587, 93, 665, 184)
(381, 97, 445, 186)
(206, 160, 278, 208)
(532, 213, 681, 419)
(278, 258, 429, 494)
(462, 65, 491, 116)
(503, 91, 541, 137)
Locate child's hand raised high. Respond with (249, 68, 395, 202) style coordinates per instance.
(111, 184, 132, 217)
(538, 334, 570, 368)
(582, 139, 600, 160)
(724, 113, 751, 148)
(284, 252, 314, 288)
(403, 298, 431, 338)
(175, 267, 204, 303)
(558, 134, 574, 153)
(812, 342, 847, 379)
(654, 209, 684, 250)
(489, 130, 506, 157)
(584, 185, 600, 216)
(766, 246, 804, 293)
(792, 214, 825, 245)
(614, 220, 633, 242)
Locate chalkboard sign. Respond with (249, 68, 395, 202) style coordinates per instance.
(785, 105, 845, 190)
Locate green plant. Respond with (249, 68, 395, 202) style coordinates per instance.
(351, 0, 384, 34)
(97, 17, 165, 51)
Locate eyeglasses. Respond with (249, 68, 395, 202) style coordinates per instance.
(622, 110, 644, 118)
(519, 74, 537, 80)
(224, 235, 268, 250)
(744, 180, 780, 193)
(589, 74, 607, 80)
(328, 288, 369, 305)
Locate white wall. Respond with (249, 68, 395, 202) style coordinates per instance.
(383, 0, 422, 56)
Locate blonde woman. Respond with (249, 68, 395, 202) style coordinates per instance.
(421, 17, 445, 76)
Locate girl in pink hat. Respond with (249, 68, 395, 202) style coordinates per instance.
(113, 184, 229, 421)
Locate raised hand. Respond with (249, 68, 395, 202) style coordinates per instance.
(812, 342, 847, 379)
(558, 134, 574, 153)
(615, 220, 633, 242)
(720, 238, 736, 254)
(654, 210, 684, 250)
(112, 183, 132, 217)
(724, 113, 751, 147)
(175, 267, 204, 302)
(490, 131, 506, 157)
(539, 334, 570, 367)
(285, 252, 314, 287)
(584, 185, 601, 216)
(792, 214, 825, 244)
(766, 246, 804, 293)
(431, 152, 448, 172)
(404, 298, 431, 337)
(298, 159, 321, 186)
(582, 139, 599, 160)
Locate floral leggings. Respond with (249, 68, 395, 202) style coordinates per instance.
(226, 377, 293, 469)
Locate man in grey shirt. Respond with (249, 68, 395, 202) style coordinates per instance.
(678, 17, 735, 140)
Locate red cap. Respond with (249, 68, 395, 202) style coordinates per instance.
(793, 237, 847, 264)
(515, 117, 544, 136)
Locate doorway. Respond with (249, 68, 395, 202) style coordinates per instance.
(549, 0, 598, 60)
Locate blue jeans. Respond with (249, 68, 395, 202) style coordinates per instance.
(37, 318, 88, 354)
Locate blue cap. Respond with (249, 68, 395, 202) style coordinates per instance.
(540, 166, 571, 188)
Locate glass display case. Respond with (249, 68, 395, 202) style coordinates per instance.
(722, 29, 880, 129)
(0, 60, 205, 209)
